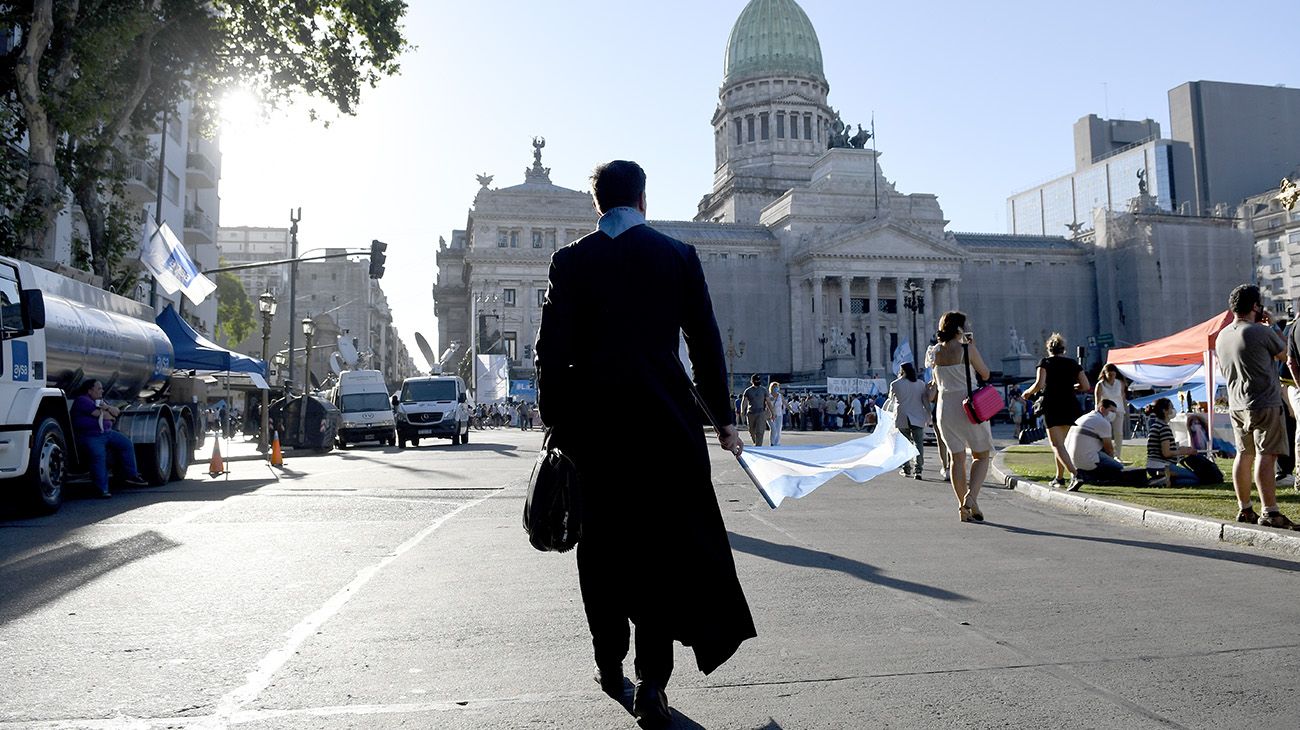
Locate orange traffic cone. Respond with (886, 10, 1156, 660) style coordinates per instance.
(207, 439, 226, 478)
(270, 431, 283, 467)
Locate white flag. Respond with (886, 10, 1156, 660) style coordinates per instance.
(141, 219, 217, 305)
(890, 338, 913, 375)
(737, 409, 918, 508)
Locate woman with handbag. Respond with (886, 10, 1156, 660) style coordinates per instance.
(932, 311, 994, 522)
(1022, 333, 1090, 487)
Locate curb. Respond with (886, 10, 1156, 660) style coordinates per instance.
(991, 450, 1300, 558)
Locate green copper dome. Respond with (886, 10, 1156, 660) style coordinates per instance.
(723, 0, 825, 86)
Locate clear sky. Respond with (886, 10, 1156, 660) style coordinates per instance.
(218, 0, 1300, 368)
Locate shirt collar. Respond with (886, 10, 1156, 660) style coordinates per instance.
(597, 206, 645, 239)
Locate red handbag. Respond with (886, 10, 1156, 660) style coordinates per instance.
(962, 344, 1003, 424)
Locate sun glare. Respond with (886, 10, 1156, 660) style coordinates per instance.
(219, 87, 262, 129)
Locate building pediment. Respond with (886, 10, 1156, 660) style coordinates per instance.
(802, 219, 964, 261)
(771, 91, 820, 105)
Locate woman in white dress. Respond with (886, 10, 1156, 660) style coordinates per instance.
(1094, 364, 1128, 461)
(932, 311, 994, 522)
(768, 382, 786, 446)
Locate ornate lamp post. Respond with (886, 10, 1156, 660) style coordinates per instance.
(818, 333, 828, 362)
(299, 317, 316, 444)
(725, 327, 746, 395)
(902, 280, 925, 369)
(257, 290, 278, 453)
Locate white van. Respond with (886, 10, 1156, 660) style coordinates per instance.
(331, 370, 396, 448)
(395, 375, 470, 447)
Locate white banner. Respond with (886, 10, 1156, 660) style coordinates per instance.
(141, 219, 216, 305)
(475, 354, 509, 403)
(826, 377, 888, 396)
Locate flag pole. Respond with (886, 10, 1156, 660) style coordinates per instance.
(682, 368, 778, 509)
(871, 112, 879, 211)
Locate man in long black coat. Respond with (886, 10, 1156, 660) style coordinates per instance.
(535, 160, 756, 728)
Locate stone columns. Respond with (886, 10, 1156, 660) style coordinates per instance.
(789, 276, 804, 372)
(868, 276, 880, 373)
(839, 276, 851, 349)
(922, 277, 935, 349)
(812, 277, 825, 362)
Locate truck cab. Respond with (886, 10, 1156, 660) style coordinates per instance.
(330, 369, 396, 448)
(395, 375, 470, 447)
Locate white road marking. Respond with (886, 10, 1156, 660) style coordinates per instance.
(208, 488, 501, 724)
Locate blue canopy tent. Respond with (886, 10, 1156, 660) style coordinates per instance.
(155, 305, 266, 376)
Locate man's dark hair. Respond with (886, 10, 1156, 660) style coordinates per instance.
(590, 160, 646, 213)
(1100, 399, 1117, 410)
(1228, 284, 1261, 316)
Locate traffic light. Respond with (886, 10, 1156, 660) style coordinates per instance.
(368, 239, 388, 279)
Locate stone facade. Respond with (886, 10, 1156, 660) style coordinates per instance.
(1239, 179, 1300, 313)
(430, 0, 1259, 389)
(1093, 204, 1252, 347)
(432, 152, 597, 382)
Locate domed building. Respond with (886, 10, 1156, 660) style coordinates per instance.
(434, 0, 1099, 393)
(699, 0, 835, 224)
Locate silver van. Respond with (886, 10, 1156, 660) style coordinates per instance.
(395, 375, 470, 447)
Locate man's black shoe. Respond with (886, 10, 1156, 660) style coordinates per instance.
(633, 681, 671, 729)
(593, 664, 624, 698)
(123, 475, 149, 488)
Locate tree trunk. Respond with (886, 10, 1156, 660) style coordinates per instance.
(71, 166, 110, 283)
(13, 0, 64, 258)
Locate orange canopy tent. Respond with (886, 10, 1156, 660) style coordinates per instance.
(1106, 310, 1235, 367)
(1106, 309, 1236, 455)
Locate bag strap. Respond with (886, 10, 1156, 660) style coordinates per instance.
(962, 343, 974, 400)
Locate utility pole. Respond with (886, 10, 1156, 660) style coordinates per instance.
(150, 107, 168, 311)
(286, 207, 301, 389)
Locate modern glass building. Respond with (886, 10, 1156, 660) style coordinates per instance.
(1008, 138, 1194, 236)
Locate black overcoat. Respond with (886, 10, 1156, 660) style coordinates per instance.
(534, 222, 756, 674)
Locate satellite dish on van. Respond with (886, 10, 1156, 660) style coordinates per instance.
(330, 352, 344, 375)
(437, 341, 462, 369)
(338, 336, 360, 366)
(413, 332, 438, 374)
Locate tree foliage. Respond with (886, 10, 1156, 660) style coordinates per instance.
(0, 0, 410, 283)
(213, 269, 255, 348)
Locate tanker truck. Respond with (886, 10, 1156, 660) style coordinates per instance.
(0, 256, 204, 514)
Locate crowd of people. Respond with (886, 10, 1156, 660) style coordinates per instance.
(719, 284, 1300, 530)
(470, 399, 538, 430)
(732, 381, 891, 447)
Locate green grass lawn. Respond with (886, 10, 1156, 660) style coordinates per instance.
(1000, 445, 1300, 522)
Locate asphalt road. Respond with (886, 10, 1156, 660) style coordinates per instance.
(2, 425, 1299, 729)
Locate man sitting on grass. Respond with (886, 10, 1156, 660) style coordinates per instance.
(1063, 399, 1126, 490)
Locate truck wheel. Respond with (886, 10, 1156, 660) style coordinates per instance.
(140, 418, 175, 486)
(171, 418, 192, 482)
(25, 417, 67, 514)
(411, 438, 420, 447)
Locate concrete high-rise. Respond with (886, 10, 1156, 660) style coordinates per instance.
(1169, 81, 1300, 214)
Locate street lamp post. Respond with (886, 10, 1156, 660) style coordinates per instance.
(724, 327, 746, 396)
(818, 333, 828, 363)
(902, 280, 925, 369)
(299, 317, 316, 445)
(257, 290, 278, 453)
